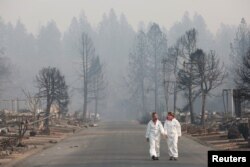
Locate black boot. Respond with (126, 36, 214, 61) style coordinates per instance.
(151, 155, 156, 160)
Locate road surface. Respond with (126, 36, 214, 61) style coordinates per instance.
(14, 121, 211, 167)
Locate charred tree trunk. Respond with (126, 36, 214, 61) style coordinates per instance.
(44, 99, 51, 135)
(141, 81, 146, 113)
(83, 80, 88, 121)
(200, 92, 207, 128)
(188, 85, 195, 124)
(94, 77, 99, 122)
(94, 96, 98, 122)
(173, 82, 177, 113)
(17, 118, 28, 146)
(154, 54, 158, 113)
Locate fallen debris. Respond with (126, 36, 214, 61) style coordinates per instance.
(0, 116, 82, 166)
(89, 123, 98, 127)
(49, 140, 58, 144)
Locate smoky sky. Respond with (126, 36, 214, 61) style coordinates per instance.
(0, 0, 250, 34)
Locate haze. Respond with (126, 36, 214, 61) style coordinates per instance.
(0, 0, 250, 120)
(0, 0, 250, 34)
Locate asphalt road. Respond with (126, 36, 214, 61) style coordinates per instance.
(14, 121, 211, 167)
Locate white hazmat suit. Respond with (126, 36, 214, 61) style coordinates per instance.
(164, 118, 181, 158)
(146, 120, 165, 158)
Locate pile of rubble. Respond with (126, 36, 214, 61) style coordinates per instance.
(182, 124, 219, 135)
(182, 117, 250, 150)
(0, 110, 72, 155)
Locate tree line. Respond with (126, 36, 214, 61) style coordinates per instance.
(127, 18, 250, 126)
(0, 10, 249, 124)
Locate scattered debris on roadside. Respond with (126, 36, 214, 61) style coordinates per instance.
(181, 114, 250, 150)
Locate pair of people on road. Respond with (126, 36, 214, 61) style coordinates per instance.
(145, 112, 181, 161)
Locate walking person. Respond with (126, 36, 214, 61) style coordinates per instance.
(164, 112, 181, 161)
(145, 112, 165, 160)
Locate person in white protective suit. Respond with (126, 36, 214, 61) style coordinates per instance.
(146, 112, 165, 160)
(164, 112, 181, 161)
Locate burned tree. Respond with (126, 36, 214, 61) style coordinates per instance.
(235, 47, 250, 114)
(147, 23, 167, 113)
(79, 32, 96, 121)
(177, 29, 198, 124)
(17, 117, 28, 146)
(162, 40, 183, 113)
(231, 18, 250, 73)
(229, 18, 250, 119)
(23, 90, 41, 116)
(191, 49, 226, 127)
(127, 31, 149, 115)
(236, 47, 250, 88)
(88, 56, 106, 121)
(0, 46, 11, 125)
(0, 56, 11, 92)
(36, 67, 69, 134)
